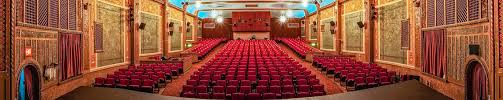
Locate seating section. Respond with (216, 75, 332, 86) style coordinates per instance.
(190, 38, 226, 59)
(313, 56, 398, 90)
(93, 63, 183, 93)
(276, 38, 321, 58)
(181, 40, 326, 99)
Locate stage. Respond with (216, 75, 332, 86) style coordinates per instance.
(58, 80, 452, 100)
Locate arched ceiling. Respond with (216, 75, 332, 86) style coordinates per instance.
(168, 0, 336, 18)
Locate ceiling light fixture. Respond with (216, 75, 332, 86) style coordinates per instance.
(279, 16, 287, 23)
(286, 10, 293, 17)
(302, 0, 309, 7)
(195, 1, 201, 8)
(216, 16, 224, 23)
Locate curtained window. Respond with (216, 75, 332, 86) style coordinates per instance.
(59, 33, 83, 81)
(422, 29, 446, 78)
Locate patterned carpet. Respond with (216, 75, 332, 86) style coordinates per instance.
(160, 42, 346, 96)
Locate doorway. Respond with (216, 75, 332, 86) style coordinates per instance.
(17, 65, 40, 100)
(466, 61, 488, 100)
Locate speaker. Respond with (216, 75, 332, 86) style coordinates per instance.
(469, 45, 480, 56)
(357, 21, 364, 28)
(139, 23, 146, 30)
(168, 22, 174, 27)
(330, 21, 336, 26)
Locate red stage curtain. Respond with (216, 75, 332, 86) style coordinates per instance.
(472, 63, 487, 100)
(422, 29, 446, 78)
(59, 33, 83, 80)
(24, 68, 34, 100)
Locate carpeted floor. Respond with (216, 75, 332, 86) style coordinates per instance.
(160, 42, 346, 96)
(277, 44, 346, 94)
(160, 44, 225, 96)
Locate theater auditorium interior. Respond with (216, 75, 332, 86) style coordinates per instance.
(1, 0, 503, 100)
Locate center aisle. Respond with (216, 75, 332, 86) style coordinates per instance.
(161, 44, 225, 96)
(278, 44, 347, 94)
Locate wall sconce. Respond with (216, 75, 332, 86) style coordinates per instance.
(44, 63, 58, 81)
(186, 43, 193, 48)
(310, 42, 317, 47)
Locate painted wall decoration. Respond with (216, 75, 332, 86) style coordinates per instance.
(15, 29, 59, 83)
(96, 2, 125, 67)
(446, 24, 491, 82)
(343, 0, 364, 14)
(102, 0, 124, 6)
(140, 13, 160, 54)
(378, 0, 407, 64)
(141, 0, 161, 15)
(170, 20, 182, 51)
(344, 11, 364, 52)
(322, 19, 335, 50)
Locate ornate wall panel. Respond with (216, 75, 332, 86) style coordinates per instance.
(500, 0, 503, 68)
(96, 2, 125, 67)
(68, 0, 77, 30)
(25, 0, 37, 24)
(446, 24, 490, 81)
(445, 0, 456, 24)
(321, 19, 335, 50)
(168, 6, 183, 21)
(456, 0, 468, 23)
(309, 15, 318, 40)
(38, 0, 48, 26)
(435, 0, 444, 26)
(140, 13, 160, 54)
(320, 7, 335, 20)
(378, 0, 407, 64)
(344, 11, 363, 52)
(426, 0, 435, 27)
(49, 0, 59, 28)
(14, 29, 59, 75)
(0, 0, 5, 71)
(170, 20, 182, 51)
(343, 0, 363, 14)
(60, 0, 68, 29)
(102, 0, 124, 6)
(141, 0, 161, 15)
(378, 0, 399, 5)
(186, 16, 194, 41)
(468, 0, 480, 20)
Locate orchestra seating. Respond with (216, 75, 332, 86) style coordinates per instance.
(93, 63, 183, 93)
(190, 38, 227, 60)
(180, 40, 326, 99)
(313, 56, 398, 90)
(276, 38, 321, 58)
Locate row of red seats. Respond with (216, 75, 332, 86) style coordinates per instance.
(190, 38, 226, 59)
(276, 38, 321, 58)
(180, 40, 326, 99)
(93, 63, 183, 93)
(313, 56, 397, 90)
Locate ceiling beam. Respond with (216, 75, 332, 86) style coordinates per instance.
(197, 8, 306, 11)
(187, 0, 313, 5)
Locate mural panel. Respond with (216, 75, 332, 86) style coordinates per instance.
(170, 20, 182, 51)
(378, 0, 407, 64)
(140, 13, 160, 54)
(102, 0, 124, 6)
(344, 11, 363, 52)
(96, 2, 125, 67)
(378, 0, 399, 5)
(141, 0, 161, 15)
(322, 19, 335, 50)
(343, 0, 363, 14)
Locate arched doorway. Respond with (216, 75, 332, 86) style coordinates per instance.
(466, 61, 488, 100)
(18, 65, 40, 100)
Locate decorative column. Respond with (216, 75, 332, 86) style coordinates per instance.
(315, 1, 321, 49)
(182, 3, 188, 50)
(304, 10, 310, 41)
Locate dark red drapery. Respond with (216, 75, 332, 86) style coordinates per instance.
(24, 68, 34, 100)
(422, 29, 446, 78)
(472, 63, 487, 100)
(59, 33, 83, 80)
